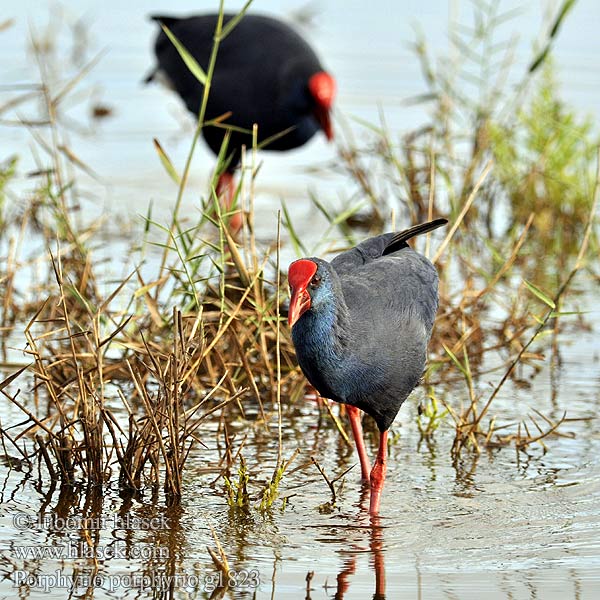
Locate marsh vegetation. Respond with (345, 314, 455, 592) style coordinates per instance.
(0, 1, 598, 598)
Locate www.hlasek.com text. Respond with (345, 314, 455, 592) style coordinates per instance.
(13, 540, 169, 560)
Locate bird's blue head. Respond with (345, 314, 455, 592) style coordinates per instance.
(288, 258, 336, 327)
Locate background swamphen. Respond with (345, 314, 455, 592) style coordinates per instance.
(288, 218, 447, 514)
(146, 13, 335, 231)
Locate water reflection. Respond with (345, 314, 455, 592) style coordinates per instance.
(3, 476, 199, 600)
(316, 488, 387, 600)
(451, 453, 480, 498)
(331, 527, 385, 598)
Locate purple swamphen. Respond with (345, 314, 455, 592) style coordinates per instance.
(146, 13, 336, 232)
(288, 218, 447, 514)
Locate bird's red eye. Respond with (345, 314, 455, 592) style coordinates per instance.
(310, 275, 321, 287)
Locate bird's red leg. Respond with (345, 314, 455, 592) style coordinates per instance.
(369, 430, 388, 515)
(346, 405, 371, 482)
(216, 172, 243, 235)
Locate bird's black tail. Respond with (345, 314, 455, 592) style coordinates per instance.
(382, 218, 448, 255)
(145, 15, 181, 85)
(149, 15, 181, 27)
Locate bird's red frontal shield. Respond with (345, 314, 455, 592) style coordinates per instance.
(288, 259, 317, 327)
(308, 72, 335, 140)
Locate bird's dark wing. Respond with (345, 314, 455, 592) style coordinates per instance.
(342, 249, 439, 332)
(204, 15, 323, 136)
(331, 249, 439, 430)
(331, 218, 447, 274)
(330, 232, 396, 273)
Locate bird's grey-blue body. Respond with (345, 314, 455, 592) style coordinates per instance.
(290, 222, 443, 431)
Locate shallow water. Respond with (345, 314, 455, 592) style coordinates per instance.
(2, 349, 600, 598)
(1, 1, 600, 598)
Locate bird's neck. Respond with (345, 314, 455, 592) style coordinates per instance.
(293, 296, 352, 381)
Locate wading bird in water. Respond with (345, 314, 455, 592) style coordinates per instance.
(288, 219, 447, 514)
(146, 13, 335, 233)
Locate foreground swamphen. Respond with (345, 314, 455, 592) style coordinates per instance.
(146, 13, 335, 231)
(288, 218, 447, 514)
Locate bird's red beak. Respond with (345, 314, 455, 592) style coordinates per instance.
(308, 71, 335, 141)
(288, 259, 318, 327)
(288, 288, 311, 327)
